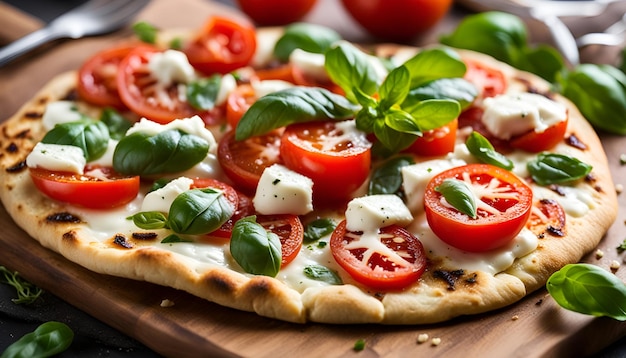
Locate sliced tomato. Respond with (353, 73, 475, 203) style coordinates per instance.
(330, 221, 427, 291)
(217, 129, 283, 194)
(458, 107, 510, 152)
(254, 64, 298, 83)
(77, 44, 136, 110)
(404, 118, 458, 157)
(29, 166, 140, 209)
(280, 121, 371, 203)
(226, 84, 257, 128)
(463, 58, 506, 99)
(526, 198, 566, 238)
(183, 16, 257, 75)
(424, 163, 533, 252)
(257, 214, 303, 267)
(510, 117, 568, 152)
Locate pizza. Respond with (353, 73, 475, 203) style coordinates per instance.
(0, 16, 618, 325)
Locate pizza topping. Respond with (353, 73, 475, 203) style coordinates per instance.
(526, 153, 592, 186)
(40, 119, 110, 163)
(345, 194, 413, 233)
(141, 177, 194, 213)
(26, 143, 86, 174)
(368, 155, 414, 197)
(465, 131, 514, 170)
(147, 49, 197, 87)
(253, 164, 313, 215)
(302, 265, 343, 285)
(230, 216, 282, 277)
(41, 101, 83, 131)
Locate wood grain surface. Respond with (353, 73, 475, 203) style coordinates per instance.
(0, 0, 625, 357)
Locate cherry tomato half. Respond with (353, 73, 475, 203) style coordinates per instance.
(404, 118, 458, 157)
(330, 221, 427, 291)
(526, 198, 566, 238)
(226, 84, 257, 129)
(236, 0, 318, 26)
(463, 58, 507, 99)
(280, 121, 371, 203)
(257, 214, 304, 267)
(183, 16, 257, 75)
(510, 117, 569, 153)
(424, 164, 533, 252)
(29, 166, 140, 209)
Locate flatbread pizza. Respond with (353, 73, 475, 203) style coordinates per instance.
(0, 16, 618, 324)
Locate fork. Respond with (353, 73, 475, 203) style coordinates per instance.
(576, 13, 626, 48)
(0, 0, 151, 67)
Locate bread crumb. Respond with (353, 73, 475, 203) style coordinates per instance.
(431, 338, 441, 346)
(610, 260, 620, 272)
(616, 184, 624, 194)
(511, 315, 519, 321)
(595, 249, 604, 259)
(160, 299, 175, 307)
(417, 333, 429, 344)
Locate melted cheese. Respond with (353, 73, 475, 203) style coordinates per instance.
(26, 143, 86, 174)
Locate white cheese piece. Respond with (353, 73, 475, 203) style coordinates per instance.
(141, 176, 194, 213)
(126, 115, 217, 152)
(147, 49, 196, 87)
(251, 79, 294, 98)
(289, 49, 329, 82)
(345, 194, 413, 232)
(251, 28, 284, 68)
(41, 101, 83, 131)
(481, 92, 567, 140)
(253, 164, 314, 215)
(216, 73, 237, 106)
(89, 139, 118, 166)
(26, 142, 86, 174)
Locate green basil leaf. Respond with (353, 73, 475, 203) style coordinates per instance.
(527, 153, 592, 186)
(100, 108, 132, 141)
(230, 216, 282, 277)
(1, 321, 74, 358)
(303, 265, 343, 285)
(132, 21, 158, 44)
(402, 47, 467, 88)
(405, 99, 460, 132)
(325, 41, 380, 102)
(167, 188, 234, 235)
(517, 45, 565, 83)
(235, 87, 358, 140)
(161, 234, 192, 243)
(369, 155, 414, 196)
(41, 119, 109, 162)
(384, 108, 421, 135)
(113, 130, 209, 175)
(274, 22, 341, 61)
(436, 178, 477, 219)
(187, 75, 221, 110)
(372, 119, 416, 154)
(404, 78, 478, 111)
(547, 263, 626, 321)
(379, 65, 410, 110)
(128, 211, 168, 230)
(466, 131, 514, 170)
(303, 218, 336, 244)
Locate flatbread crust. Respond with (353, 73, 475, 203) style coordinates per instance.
(0, 31, 618, 324)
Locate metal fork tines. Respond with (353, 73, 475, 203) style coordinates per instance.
(0, 0, 151, 67)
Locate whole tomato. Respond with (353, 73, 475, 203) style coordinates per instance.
(236, 0, 318, 26)
(340, 0, 453, 42)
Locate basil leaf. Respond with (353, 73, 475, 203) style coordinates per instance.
(41, 119, 109, 162)
(325, 41, 380, 102)
(547, 263, 626, 321)
(303, 265, 343, 285)
(402, 47, 467, 88)
(128, 211, 168, 230)
(527, 153, 592, 186)
(161, 234, 192, 243)
(274, 22, 341, 61)
(235, 87, 358, 140)
(187, 75, 221, 111)
(379, 66, 410, 110)
(404, 78, 478, 111)
(133, 21, 158, 44)
(100, 108, 132, 140)
(405, 99, 460, 132)
(466, 131, 514, 170)
(372, 119, 416, 154)
(384, 108, 421, 135)
(1, 321, 74, 358)
(168, 188, 234, 235)
(113, 130, 209, 175)
(230, 216, 282, 277)
(436, 179, 477, 219)
(303, 218, 336, 244)
(369, 155, 414, 196)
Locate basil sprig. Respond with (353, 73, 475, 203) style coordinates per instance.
(368, 155, 414, 196)
(303, 265, 343, 285)
(1, 321, 74, 358)
(230, 216, 282, 277)
(527, 153, 592, 186)
(187, 75, 221, 111)
(436, 179, 478, 219)
(465, 131, 514, 170)
(113, 129, 209, 176)
(273, 22, 341, 62)
(547, 263, 626, 321)
(303, 218, 336, 244)
(129, 188, 234, 235)
(41, 119, 109, 162)
(324, 41, 380, 102)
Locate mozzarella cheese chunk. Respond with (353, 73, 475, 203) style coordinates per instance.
(253, 164, 314, 215)
(147, 49, 196, 87)
(481, 92, 567, 140)
(89, 139, 118, 167)
(289, 48, 329, 82)
(251, 28, 283, 68)
(26, 143, 86, 174)
(216, 73, 237, 106)
(126, 115, 217, 152)
(41, 101, 83, 131)
(251, 79, 294, 98)
(141, 176, 194, 213)
(345, 194, 413, 232)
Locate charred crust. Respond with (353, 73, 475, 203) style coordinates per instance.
(24, 111, 42, 119)
(37, 96, 50, 106)
(14, 129, 31, 139)
(546, 225, 565, 237)
(132, 232, 158, 241)
(243, 277, 272, 297)
(46, 212, 82, 223)
(6, 142, 18, 153)
(113, 234, 133, 249)
(5, 160, 26, 173)
(62, 89, 79, 101)
(62, 230, 78, 242)
(565, 134, 587, 150)
(204, 272, 237, 294)
(548, 185, 567, 196)
(433, 269, 466, 291)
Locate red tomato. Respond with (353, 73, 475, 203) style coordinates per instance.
(330, 221, 427, 291)
(280, 121, 372, 203)
(226, 84, 257, 128)
(29, 166, 140, 210)
(458, 107, 509, 152)
(405, 118, 458, 157)
(254, 64, 298, 83)
(526, 199, 566, 238)
(510, 117, 569, 152)
(257, 214, 304, 267)
(340, 0, 453, 41)
(236, 0, 318, 26)
(183, 16, 256, 75)
(463, 58, 507, 99)
(217, 129, 283, 194)
(77, 45, 136, 110)
(424, 164, 533, 252)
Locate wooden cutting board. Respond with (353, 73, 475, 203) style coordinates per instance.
(1, 0, 625, 356)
